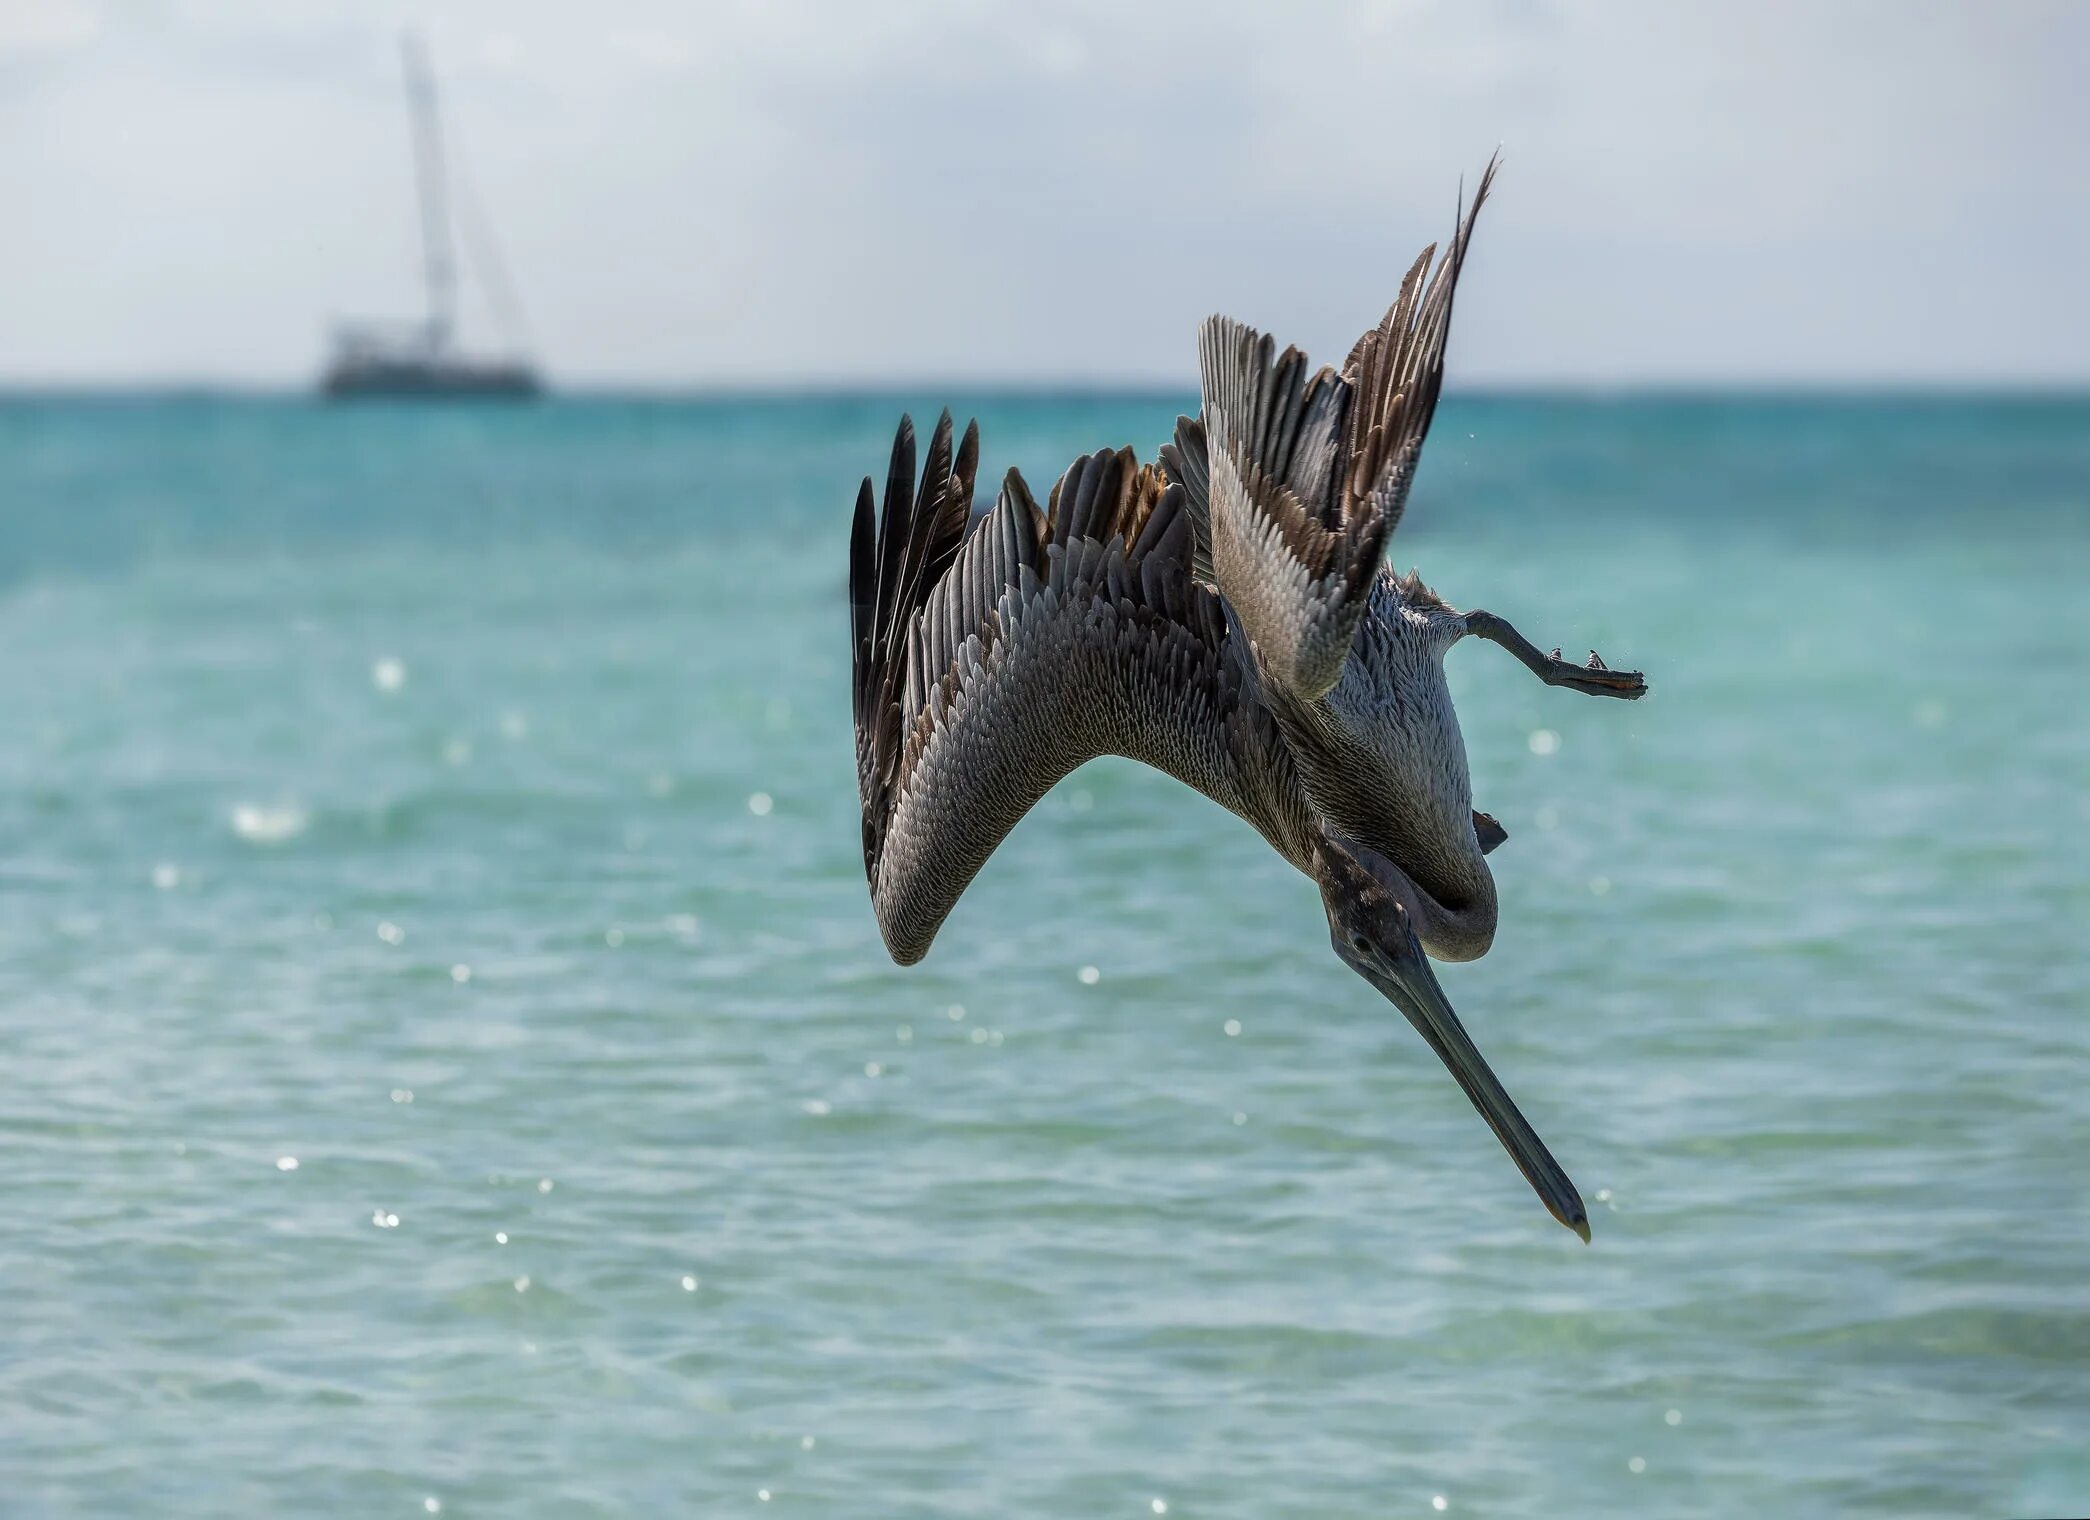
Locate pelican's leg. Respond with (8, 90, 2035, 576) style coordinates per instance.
(1462, 610, 1646, 699)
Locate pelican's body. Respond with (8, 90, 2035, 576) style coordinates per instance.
(849, 165, 1645, 1237)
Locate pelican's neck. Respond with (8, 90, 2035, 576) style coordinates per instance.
(1319, 833, 1498, 964)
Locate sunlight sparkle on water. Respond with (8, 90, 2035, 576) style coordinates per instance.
(865, 1061, 882, 1078)
(276, 1156, 298, 1171)
(1628, 1457, 1646, 1474)
(377, 921, 405, 946)
(494, 1232, 508, 1245)
(1433, 1498, 1448, 1512)
(513, 1275, 530, 1293)
(1152, 1500, 1167, 1515)
(803, 1099, 831, 1116)
(1665, 1408, 1682, 1426)
(390, 1088, 413, 1103)
(1078, 965, 1101, 985)
(1223, 1019, 1241, 1037)
(1528, 728, 1560, 756)
(423, 1500, 440, 1515)
(372, 657, 406, 693)
(152, 863, 180, 890)
(747, 791, 774, 817)
(537, 1178, 553, 1193)
(231, 803, 307, 844)
(681, 1275, 698, 1291)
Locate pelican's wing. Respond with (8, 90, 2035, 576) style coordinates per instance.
(1174, 161, 1494, 701)
(851, 413, 1291, 965)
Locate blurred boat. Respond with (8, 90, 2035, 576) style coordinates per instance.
(321, 36, 542, 400)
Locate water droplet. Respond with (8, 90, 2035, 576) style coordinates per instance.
(423, 1499, 441, 1515)
(537, 1178, 554, 1194)
(757, 1490, 771, 1503)
(864, 1061, 882, 1078)
(1152, 1500, 1168, 1515)
(1433, 1498, 1449, 1513)
(747, 791, 774, 817)
(152, 863, 181, 890)
(372, 657, 406, 693)
(1078, 965, 1100, 985)
(681, 1274, 698, 1291)
(494, 1232, 508, 1245)
(276, 1155, 299, 1172)
(377, 920, 405, 946)
(1628, 1456, 1646, 1474)
(513, 1275, 531, 1293)
(372, 1210, 399, 1229)
(1664, 1408, 1682, 1426)
(1596, 1187, 1613, 1202)
(1223, 1019, 1241, 1037)
(1527, 728, 1560, 757)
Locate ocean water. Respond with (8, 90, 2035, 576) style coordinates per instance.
(2, 391, 2085, 1518)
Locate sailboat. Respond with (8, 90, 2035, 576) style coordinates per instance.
(321, 36, 542, 399)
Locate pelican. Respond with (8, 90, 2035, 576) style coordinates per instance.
(848, 164, 1644, 1238)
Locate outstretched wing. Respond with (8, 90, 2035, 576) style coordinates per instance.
(850, 413, 1299, 965)
(1168, 160, 1495, 701)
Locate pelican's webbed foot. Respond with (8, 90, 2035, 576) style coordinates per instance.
(1463, 609, 1647, 699)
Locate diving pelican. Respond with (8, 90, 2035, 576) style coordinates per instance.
(848, 163, 1644, 1238)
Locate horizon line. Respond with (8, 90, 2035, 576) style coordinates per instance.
(5, 376, 2090, 402)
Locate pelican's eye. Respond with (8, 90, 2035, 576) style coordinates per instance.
(1350, 933, 1370, 954)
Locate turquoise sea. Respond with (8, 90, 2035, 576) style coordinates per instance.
(2, 392, 2086, 1517)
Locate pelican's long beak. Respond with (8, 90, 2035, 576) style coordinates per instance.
(1365, 935, 1590, 1241)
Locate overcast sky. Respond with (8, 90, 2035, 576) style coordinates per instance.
(3, 0, 2085, 386)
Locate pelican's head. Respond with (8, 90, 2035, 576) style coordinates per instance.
(1313, 836, 1590, 1241)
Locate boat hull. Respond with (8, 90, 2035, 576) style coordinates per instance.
(321, 357, 542, 400)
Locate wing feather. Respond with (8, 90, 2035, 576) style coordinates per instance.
(1186, 160, 1495, 701)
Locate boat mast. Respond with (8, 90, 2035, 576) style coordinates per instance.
(400, 34, 456, 355)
